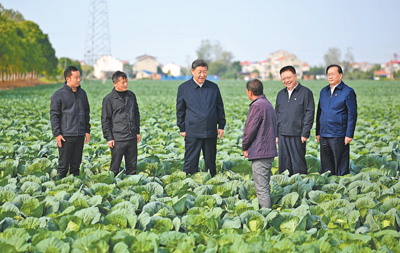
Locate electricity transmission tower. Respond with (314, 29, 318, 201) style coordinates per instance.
(84, 0, 111, 66)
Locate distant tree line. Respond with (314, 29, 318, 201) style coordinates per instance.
(0, 4, 58, 82)
(196, 40, 241, 79)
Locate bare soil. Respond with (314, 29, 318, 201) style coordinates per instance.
(0, 80, 51, 90)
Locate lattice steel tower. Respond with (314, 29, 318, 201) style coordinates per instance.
(84, 0, 111, 66)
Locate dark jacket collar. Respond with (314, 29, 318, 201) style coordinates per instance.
(63, 82, 81, 92)
(325, 81, 344, 92)
(283, 83, 302, 93)
(112, 88, 131, 99)
(249, 94, 266, 106)
(190, 77, 209, 89)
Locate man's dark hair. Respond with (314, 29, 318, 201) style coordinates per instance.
(246, 79, 264, 96)
(64, 66, 79, 80)
(280, 65, 296, 75)
(112, 71, 127, 83)
(326, 64, 343, 74)
(191, 59, 208, 70)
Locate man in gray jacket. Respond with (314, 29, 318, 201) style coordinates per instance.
(275, 66, 315, 175)
(242, 79, 277, 208)
(101, 71, 140, 176)
(50, 66, 91, 178)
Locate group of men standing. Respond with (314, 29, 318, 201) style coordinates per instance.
(50, 67, 140, 179)
(242, 64, 357, 208)
(274, 64, 357, 177)
(50, 61, 357, 209)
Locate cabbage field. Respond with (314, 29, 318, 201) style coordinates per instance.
(0, 79, 400, 252)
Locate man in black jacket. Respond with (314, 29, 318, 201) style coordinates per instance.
(275, 66, 315, 175)
(101, 71, 140, 176)
(176, 59, 226, 176)
(50, 66, 91, 178)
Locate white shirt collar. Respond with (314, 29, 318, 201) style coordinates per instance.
(331, 82, 340, 95)
(193, 78, 204, 87)
(287, 83, 299, 99)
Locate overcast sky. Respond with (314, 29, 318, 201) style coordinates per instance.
(2, 0, 399, 67)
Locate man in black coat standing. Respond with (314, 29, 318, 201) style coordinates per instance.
(50, 66, 91, 178)
(275, 66, 315, 176)
(176, 59, 226, 176)
(101, 71, 140, 176)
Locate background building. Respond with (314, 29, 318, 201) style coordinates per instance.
(133, 54, 159, 79)
(162, 63, 181, 77)
(93, 55, 123, 79)
(241, 50, 309, 80)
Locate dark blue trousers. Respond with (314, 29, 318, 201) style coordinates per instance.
(183, 137, 217, 176)
(320, 137, 350, 176)
(278, 135, 307, 175)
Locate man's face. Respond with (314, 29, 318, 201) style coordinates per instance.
(280, 70, 297, 90)
(191, 66, 208, 84)
(114, 77, 128, 92)
(66, 70, 81, 88)
(327, 66, 343, 86)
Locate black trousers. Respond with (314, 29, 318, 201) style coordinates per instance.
(278, 135, 307, 175)
(58, 136, 85, 178)
(183, 137, 217, 176)
(110, 139, 137, 176)
(320, 137, 350, 176)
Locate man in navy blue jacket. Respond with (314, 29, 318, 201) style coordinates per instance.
(316, 64, 357, 176)
(176, 59, 226, 176)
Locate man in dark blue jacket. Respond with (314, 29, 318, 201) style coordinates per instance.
(101, 71, 140, 176)
(176, 59, 226, 176)
(275, 66, 315, 175)
(316, 64, 357, 176)
(50, 66, 91, 178)
(242, 79, 277, 208)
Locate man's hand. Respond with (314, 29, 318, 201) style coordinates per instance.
(276, 137, 278, 144)
(85, 133, 90, 144)
(243, 150, 248, 158)
(301, 136, 308, 143)
(180, 132, 186, 137)
(316, 135, 320, 143)
(218, 129, 224, 139)
(345, 137, 353, 145)
(137, 134, 141, 143)
(56, 135, 65, 147)
(107, 140, 115, 148)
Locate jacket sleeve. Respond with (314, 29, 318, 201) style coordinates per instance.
(84, 92, 91, 134)
(274, 94, 280, 137)
(134, 94, 140, 134)
(216, 87, 226, 130)
(242, 105, 262, 151)
(50, 93, 61, 137)
(301, 90, 315, 138)
(316, 100, 321, 136)
(176, 85, 186, 132)
(345, 89, 357, 138)
(101, 96, 114, 141)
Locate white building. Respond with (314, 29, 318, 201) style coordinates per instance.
(162, 63, 181, 77)
(94, 55, 123, 79)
